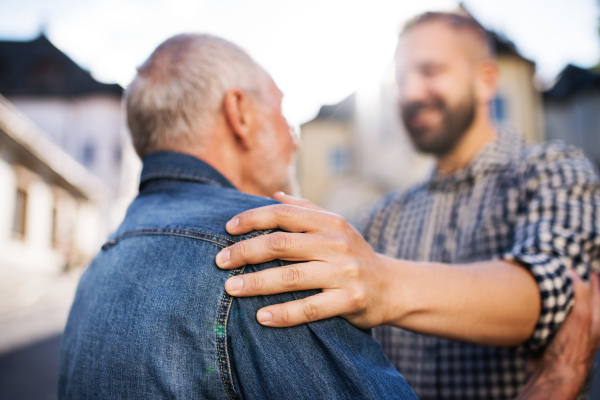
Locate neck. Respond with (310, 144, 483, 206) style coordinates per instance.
(435, 109, 497, 176)
(179, 128, 267, 197)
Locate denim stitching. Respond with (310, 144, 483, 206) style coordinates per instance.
(141, 170, 224, 188)
(217, 266, 244, 400)
(103, 228, 236, 249)
(102, 226, 275, 399)
(218, 230, 273, 399)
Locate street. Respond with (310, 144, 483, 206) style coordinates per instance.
(0, 267, 82, 400)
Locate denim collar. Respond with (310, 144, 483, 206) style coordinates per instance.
(139, 151, 236, 191)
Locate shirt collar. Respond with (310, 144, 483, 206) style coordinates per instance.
(139, 151, 236, 191)
(428, 130, 524, 189)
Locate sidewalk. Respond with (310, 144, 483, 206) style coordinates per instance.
(0, 267, 83, 354)
(0, 267, 83, 400)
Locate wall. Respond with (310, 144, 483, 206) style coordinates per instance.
(6, 95, 123, 191)
(0, 157, 103, 274)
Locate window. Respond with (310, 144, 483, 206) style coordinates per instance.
(491, 95, 506, 124)
(12, 188, 27, 238)
(83, 140, 96, 166)
(51, 204, 58, 247)
(113, 143, 122, 166)
(329, 147, 352, 175)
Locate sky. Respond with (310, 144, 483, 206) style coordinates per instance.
(0, 0, 599, 126)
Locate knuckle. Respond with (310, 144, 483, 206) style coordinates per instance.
(268, 232, 292, 251)
(281, 266, 302, 287)
(234, 241, 248, 259)
(330, 215, 347, 230)
(350, 288, 367, 310)
(334, 237, 352, 254)
(276, 204, 295, 219)
(280, 307, 292, 325)
(342, 261, 361, 280)
(241, 209, 254, 224)
(249, 273, 263, 292)
(302, 301, 319, 321)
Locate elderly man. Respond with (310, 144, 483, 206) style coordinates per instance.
(58, 34, 418, 399)
(214, 12, 600, 400)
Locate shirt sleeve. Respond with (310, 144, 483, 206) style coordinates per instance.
(227, 259, 419, 400)
(501, 146, 600, 353)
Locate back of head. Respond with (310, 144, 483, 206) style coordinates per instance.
(125, 34, 268, 158)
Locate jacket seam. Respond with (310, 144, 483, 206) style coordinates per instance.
(218, 229, 273, 400)
(140, 170, 224, 188)
(102, 228, 241, 250)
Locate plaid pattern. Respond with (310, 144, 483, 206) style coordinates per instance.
(361, 131, 600, 400)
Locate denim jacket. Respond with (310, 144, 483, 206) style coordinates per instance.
(58, 152, 417, 400)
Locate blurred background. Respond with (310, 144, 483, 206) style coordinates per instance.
(0, 0, 599, 398)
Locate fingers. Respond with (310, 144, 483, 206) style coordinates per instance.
(254, 291, 347, 327)
(225, 204, 345, 235)
(589, 274, 600, 347)
(568, 269, 591, 321)
(216, 232, 333, 269)
(272, 192, 324, 211)
(224, 261, 334, 297)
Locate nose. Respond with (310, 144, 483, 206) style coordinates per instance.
(399, 71, 426, 104)
(289, 124, 300, 151)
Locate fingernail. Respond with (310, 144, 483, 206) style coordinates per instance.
(226, 218, 239, 231)
(216, 249, 230, 266)
(226, 277, 243, 292)
(275, 191, 286, 196)
(257, 310, 272, 323)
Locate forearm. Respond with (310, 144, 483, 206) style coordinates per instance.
(380, 255, 541, 346)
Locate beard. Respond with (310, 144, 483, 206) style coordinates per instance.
(253, 119, 299, 197)
(400, 90, 476, 156)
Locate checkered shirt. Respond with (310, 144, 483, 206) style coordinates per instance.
(361, 131, 600, 400)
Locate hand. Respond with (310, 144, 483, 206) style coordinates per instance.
(517, 271, 600, 400)
(215, 192, 392, 329)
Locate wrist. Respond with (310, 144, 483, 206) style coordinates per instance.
(375, 254, 415, 326)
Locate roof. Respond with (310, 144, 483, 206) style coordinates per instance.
(456, 4, 533, 64)
(0, 34, 123, 97)
(310, 93, 355, 123)
(0, 94, 113, 201)
(543, 64, 600, 100)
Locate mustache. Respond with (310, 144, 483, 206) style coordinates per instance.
(401, 98, 446, 122)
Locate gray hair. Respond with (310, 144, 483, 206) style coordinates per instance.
(125, 34, 269, 158)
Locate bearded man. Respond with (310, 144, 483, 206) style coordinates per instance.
(214, 12, 600, 400)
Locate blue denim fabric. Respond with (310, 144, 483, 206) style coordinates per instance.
(58, 151, 417, 400)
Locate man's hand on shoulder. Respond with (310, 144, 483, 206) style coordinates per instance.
(215, 192, 394, 329)
(517, 271, 600, 400)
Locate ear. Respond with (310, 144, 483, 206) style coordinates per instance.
(223, 87, 258, 150)
(474, 60, 499, 104)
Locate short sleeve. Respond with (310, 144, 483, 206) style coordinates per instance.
(501, 145, 600, 353)
(227, 259, 419, 400)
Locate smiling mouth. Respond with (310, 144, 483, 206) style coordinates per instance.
(409, 107, 441, 128)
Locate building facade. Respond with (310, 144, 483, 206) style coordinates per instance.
(543, 64, 600, 167)
(0, 34, 126, 192)
(0, 95, 112, 273)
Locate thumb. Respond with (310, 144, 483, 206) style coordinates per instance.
(272, 192, 324, 211)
